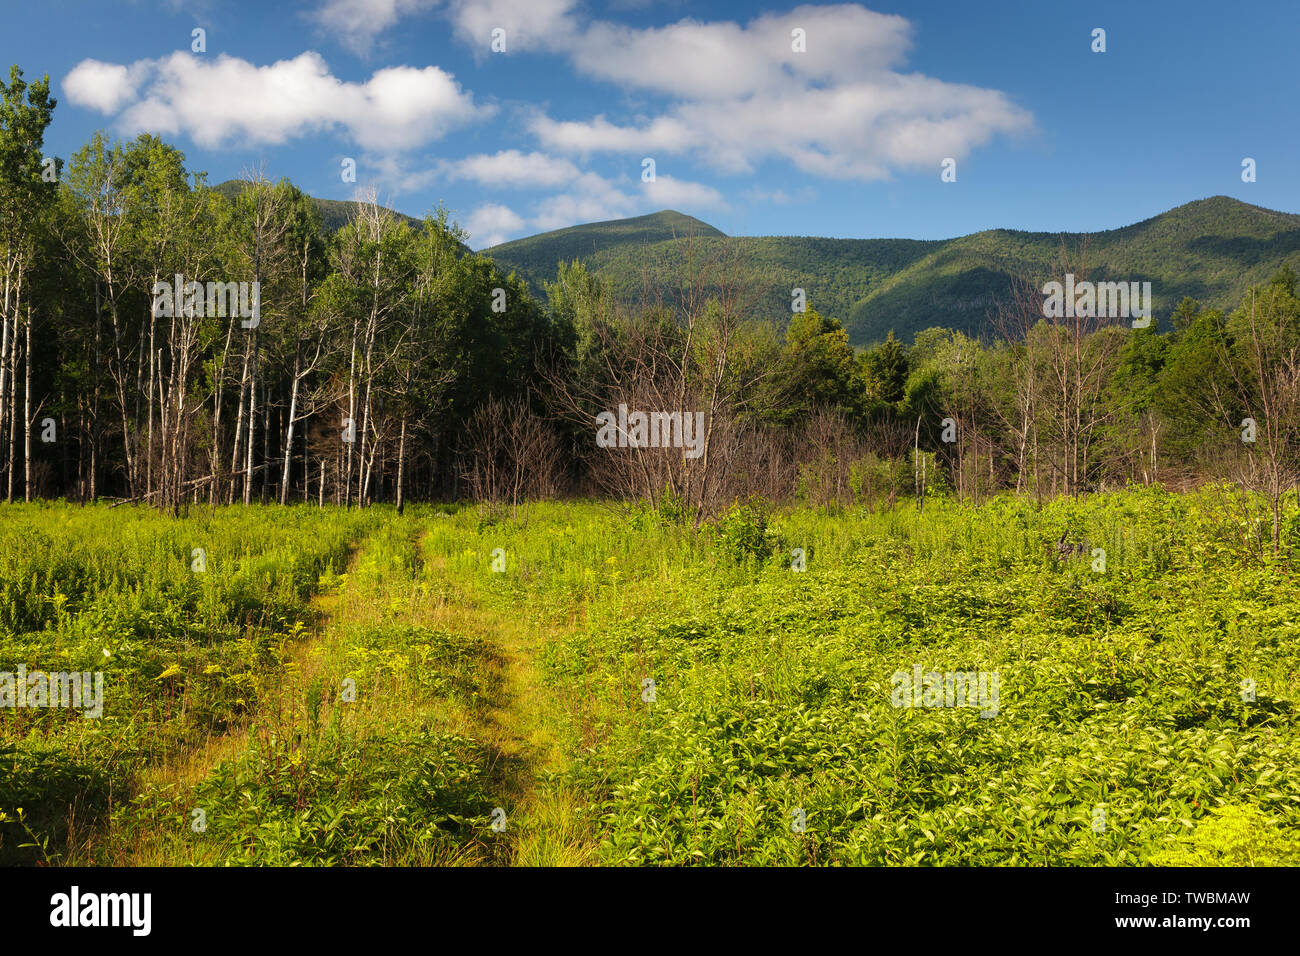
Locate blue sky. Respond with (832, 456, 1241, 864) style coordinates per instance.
(4, 0, 1299, 248)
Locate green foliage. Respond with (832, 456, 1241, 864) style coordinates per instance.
(487, 209, 724, 296)
(848, 452, 914, 504)
(210, 179, 429, 238)
(154, 724, 502, 866)
(503, 490, 1300, 865)
(861, 332, 909, 405)
(628, 486, 693, 531)
(0, 64, 58, 253)
(0, 503, 376, 864)
(1149, 804, 1300, 866)
(709, 497, 784, 564)
(7, 494, 1300, 866)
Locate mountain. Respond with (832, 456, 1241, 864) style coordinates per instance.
(486, 209, 723, 291)
(845, 197, 1300, 342)
(482, 196, 1300, 345)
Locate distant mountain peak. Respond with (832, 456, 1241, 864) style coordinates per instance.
(636, 209, 727, 236)
(486, 209, 724, 254)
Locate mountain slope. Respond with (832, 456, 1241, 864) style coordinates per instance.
(486, 210, 724, 290)
(576, 233, 940, 329)
(484, 197, 1300, 345)
(847, 197, 1300, 342)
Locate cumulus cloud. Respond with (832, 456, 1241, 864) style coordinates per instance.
(301, 1, 1032, 188)
(465, 202, 527, 248)
(528, 5, 1032, 180)
(569, 5, 912, 100)
(438, 149, 721, 225)
(312, 0, 579, 53)
(358, 152, 442, 196)
(444, 0, 580, 52)
(641, 174, 726, 209)
(312, 0, 439, 56)
(64, 52, 491, 152)
(439, 149, 583, 188)
(304, 2, 1031, 183)
(62, 59, 146, 113)
(545, 75, 1030, 180)
(448, 151, 637, 232)
(530, 182, 638, 232)
(527, 113, 692, 158)
(520, 168, 722, 232)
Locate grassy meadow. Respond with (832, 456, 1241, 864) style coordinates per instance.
(3, 486, 1300, 866)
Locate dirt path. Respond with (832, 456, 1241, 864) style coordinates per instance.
(416, 536, 596, 866)
(103, 524, 595, 866)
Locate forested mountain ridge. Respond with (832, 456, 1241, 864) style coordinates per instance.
(208, 185, 1296, 348)
(847, 196, 1300, 343)
(482, 196, 1300, 344)
(485, 209, 723, 284)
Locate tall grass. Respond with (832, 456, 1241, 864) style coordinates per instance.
(5, 489, 1299, 865)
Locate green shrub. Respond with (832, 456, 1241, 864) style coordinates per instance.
(1149, 805, 1300, 866)
(711, 497, 783, 563)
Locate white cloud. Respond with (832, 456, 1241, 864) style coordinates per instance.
(166, 1, 1033, 238)
(62, 60, 144, 113)
(444, 0, 580, 52)
(64, 52, 491, 152)
(465, 202, 527, 248)
(440, 150, 727, 229)
(526, 4, 1032, 181)
(360, 153, 442, 196)
(527, 113, 692, 157)
(312, 0, 438, 55)
(440, 149, 582, 188)
(641, 174, 725, 209)
(301, 1, 1032, 188)
(312, 0, 579, 53)
(304, 2, 1031, 184)
(571, 5, 912, 100)
(527, 167, 724, 231)
(531, 83, 1031, 179)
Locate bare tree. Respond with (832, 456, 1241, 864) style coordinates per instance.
(994, 242, 1128, 501)
(1215, 285, 1300, 551)
(463, 395, 565, 521)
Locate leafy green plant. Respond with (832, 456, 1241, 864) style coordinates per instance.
(1149, 805, 1300, 866)
(711, 497, 783, 563)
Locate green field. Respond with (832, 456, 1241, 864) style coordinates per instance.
(3, 487, 1300, 866)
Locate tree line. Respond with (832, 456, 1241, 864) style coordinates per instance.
(3, 65, 1299, 539)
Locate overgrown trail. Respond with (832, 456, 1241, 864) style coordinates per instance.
(416, 534, 596, 866)
(110, 539, 365, 865)
(91, 518, 596, 866)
